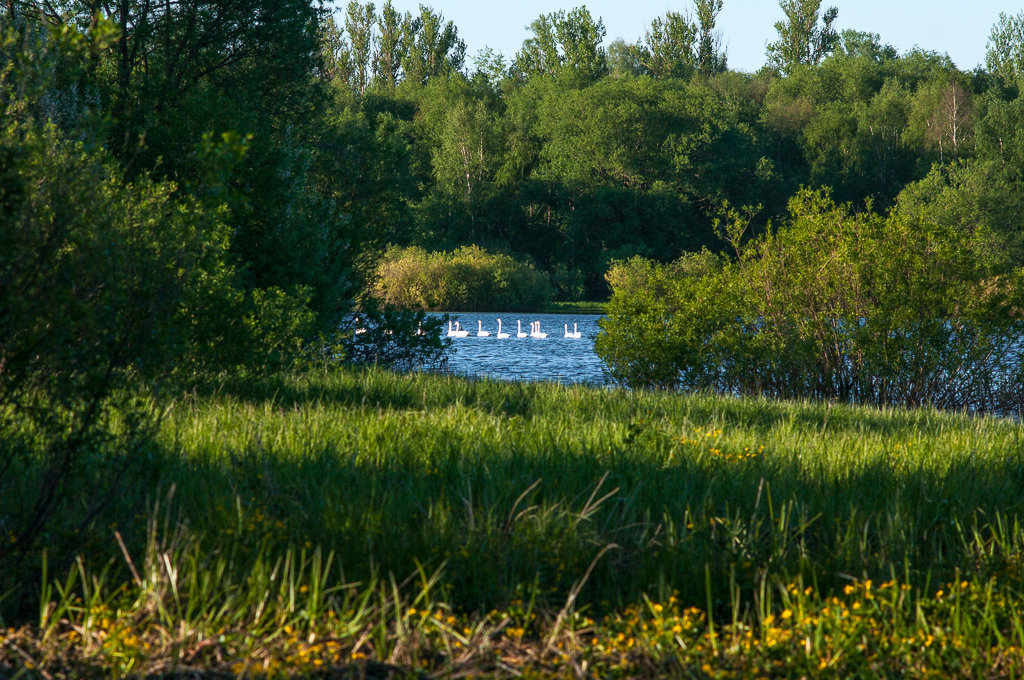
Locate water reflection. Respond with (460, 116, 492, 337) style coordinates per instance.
(431, 312, 609, 385)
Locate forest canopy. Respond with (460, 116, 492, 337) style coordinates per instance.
(312, 0, 1024, 300)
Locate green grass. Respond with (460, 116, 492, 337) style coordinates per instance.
(3, 367, 1024, 677)
(541, 300, 608, 314)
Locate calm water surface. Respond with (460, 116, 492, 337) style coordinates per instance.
(433, 312, 609, 385)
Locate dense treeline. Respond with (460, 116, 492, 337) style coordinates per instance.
(319, 0, 1024, 300)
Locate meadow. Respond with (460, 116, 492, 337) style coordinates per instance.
(3, 367, 1024, 678)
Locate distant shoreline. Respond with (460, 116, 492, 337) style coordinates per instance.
(425, 302, 609, 315)
(540, 301, 608, 315)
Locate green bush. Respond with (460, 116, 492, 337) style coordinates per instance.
(371, 245, 552, 311)
(338, 300, 452, 371)
(0, 111, 190, 563)
(0, 20, 325, 565)
(596, 189, 1024, 412)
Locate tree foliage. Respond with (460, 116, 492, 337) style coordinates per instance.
(596, 190, 1024, 412)
(766, 0, 839, 74)
(514, 6, 607, 84)
(694, 0, 726, 76)
(298, 1, 1024, 306)
(632, 11, 697, 80)
(0, 21, 227, 561)
(371, 245, 552, 312)
(987, 11, 1024, 89)
(5, 0, 1024, 380)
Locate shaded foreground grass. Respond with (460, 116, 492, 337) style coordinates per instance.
(3, 367, 1024, 678)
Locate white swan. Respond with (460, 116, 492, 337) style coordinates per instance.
(516, 320, 527, 338)
(496, 319, 510, 339)
(567, 322, 582, 339)
(452, 321, 469, 338)
(477, 320, 491, 337)
(446, 320, 456, 337)
(531, 321, 547, 339)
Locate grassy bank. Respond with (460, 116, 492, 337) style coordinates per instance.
(540, 301, 609, 315)
(3, 368, 1024, 677)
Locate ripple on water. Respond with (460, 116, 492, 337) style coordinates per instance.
(433, 312, 609, 385)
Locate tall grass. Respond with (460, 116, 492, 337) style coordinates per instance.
(153, 370, 1024, 607)
(3, 368, 1024, 676)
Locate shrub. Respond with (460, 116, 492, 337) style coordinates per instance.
(596, 189, 1024, 412)
(338, 300, 451, 371)
(0, 20, 323, 566)
(371, 245, 552, 311)
(0, 112, 189, 563)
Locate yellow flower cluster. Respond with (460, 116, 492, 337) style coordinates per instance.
(678, 427, 765, 462)
(5, 576, 1024, 679)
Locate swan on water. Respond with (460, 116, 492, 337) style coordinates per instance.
(496, 319, 510, 339)
(566, 322, 582, 339)
(516, 320, 528, 338)
(447, 320, 456, 337)
(452, 321, 469, 338)
(531, 321, 547, 339)
(477, 320, 491, 337)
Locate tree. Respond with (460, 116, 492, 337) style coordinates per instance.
(766, 0, 839, 74)
(319, 14, 354, 85)
(28, 0, 326, 169)
(0, 23, 234, 560)
(835, 29, 898, 63)
(523, 77, 763, 294)
(345, 1, 376, 94)
(556, 6, 607, 83)
(986, 11, 1024, 88)
(372, 0, 403, 89)
(975, 94, 1024, 181)
(607, 39, 641, 78)
(694, 0, 726, 76)
(896, 160, 1024, 264)
(415, 77, 508, 243)
(472, 46, 509, 91)
(632, 11, 697, 80)
(514, 6, 607, 84)
(515, 13, 560, 78)
(858, 79, 912, 203)
(399, 5, 465, 85)
(908, 77, 974, 165)
(317, 3, 376, 94)
(630, 2, 726, 80)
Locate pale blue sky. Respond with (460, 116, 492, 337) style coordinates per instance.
(342, 1, 1016, 73)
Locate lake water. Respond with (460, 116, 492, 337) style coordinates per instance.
(435, 312, 610, 385)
